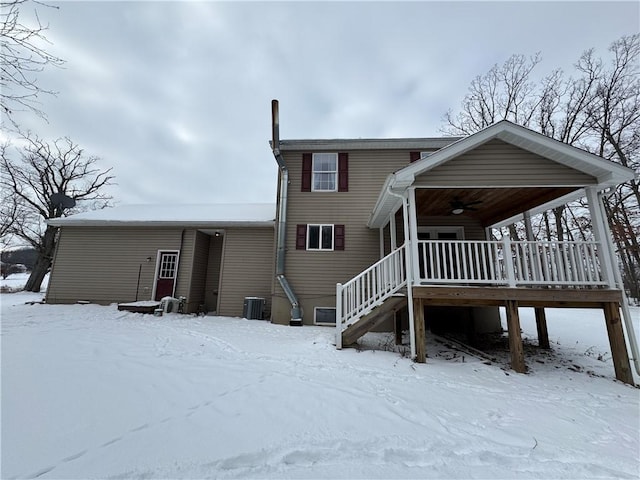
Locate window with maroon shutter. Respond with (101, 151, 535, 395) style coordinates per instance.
(410, 151, 421, 163)
(301, 154, 312, 191)
(334, 224, 345, 250)
(296, 224, 307, 249)
(338, 153, 348, 192)
(299, 224, 344, 251)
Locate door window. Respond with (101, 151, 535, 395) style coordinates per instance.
(417, 227, 464, 280)
(159, 252, 178, 279)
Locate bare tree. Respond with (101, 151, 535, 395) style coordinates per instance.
(1, 135, 114, 292)
(444, 53, 542, 135)
(443, 34, 640, 298)
(1, 0, 64, 129)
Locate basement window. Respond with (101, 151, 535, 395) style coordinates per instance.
(314, 307, 336, 326)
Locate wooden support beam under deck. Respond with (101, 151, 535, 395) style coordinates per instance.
(413, 297, 426, 363)
(535, 307, 550, 349)
(505, 300, 526, 373)
(394, 311, 403, 346)
(412, 286, 623, 307)
(602, 302, 634, 385)
(410, 286, 633, 382)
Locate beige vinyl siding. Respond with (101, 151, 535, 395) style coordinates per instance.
(279, 149, 412, 324)
(186, 231, 210, 313)
(46, 227, 190, 305)
(414, 139, 598, 187)
(175, 230, 195, 304)
(217, 227, 274, 318)
(204, 235, 223, 312)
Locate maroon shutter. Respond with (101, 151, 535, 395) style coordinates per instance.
(409, 151, 421, 163)
(338, 153, 349, 192)
(301, 153, 312, 192)
(334, 224, 345, 250)
(296, 224, 307, 250)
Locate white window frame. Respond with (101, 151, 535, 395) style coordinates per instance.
(307, 224, 334, 251)
(311, 152, 338, 192)
(418, 226, 465, 240)
(158, 252, 179, 278)
(314, 307, 336, 326)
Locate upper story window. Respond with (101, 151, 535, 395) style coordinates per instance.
(301, 153, 348, 192)
(312, 153, 337, 191)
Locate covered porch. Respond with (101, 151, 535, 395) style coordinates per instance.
(336, 121, 638, 384)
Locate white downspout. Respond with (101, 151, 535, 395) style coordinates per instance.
(387, 185, 416, 360)
(390, 209, 397, 251)
(597, 190, 640, 376)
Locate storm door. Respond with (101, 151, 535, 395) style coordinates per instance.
(154, 251, 179, 300)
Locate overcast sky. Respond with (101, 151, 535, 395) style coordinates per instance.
(6, 1, 639, 207)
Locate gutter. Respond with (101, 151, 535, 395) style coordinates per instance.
(271, 99, 302, 326)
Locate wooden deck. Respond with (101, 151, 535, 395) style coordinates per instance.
(117, 301, 161, 314)
(411, 286, 633, 385)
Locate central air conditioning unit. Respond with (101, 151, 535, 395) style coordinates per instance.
(161, 296, 180, 313)
(243, 297, 265, 320)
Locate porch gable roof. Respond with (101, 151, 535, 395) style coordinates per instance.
(368, 120, 636, 228)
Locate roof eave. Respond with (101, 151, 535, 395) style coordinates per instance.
(367, 174, 414, 228)
(47, 220, 276, 228)
(277, 137, 462, 151)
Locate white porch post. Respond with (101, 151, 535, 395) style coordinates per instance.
(502, 236, 516, 287)
(585, 187, 616, 287)
(523, 210, 534, 241)
(401, 192, 416, 360)
(597, 190, 640, 375)
(379, 227, 384, 259)
(408, 187, 420, 283)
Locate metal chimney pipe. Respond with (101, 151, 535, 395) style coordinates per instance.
(270, 99, 302, 326)
(271, 99, 280, 151)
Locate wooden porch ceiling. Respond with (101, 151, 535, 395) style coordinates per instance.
(414, 187, 580, 227)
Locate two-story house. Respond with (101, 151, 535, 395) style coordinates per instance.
(45, 100, 638, 384)
(268, 100, 637, 384)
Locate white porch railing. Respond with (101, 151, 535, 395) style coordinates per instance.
(416, 239, 607, 287)
(336, 245, 407, 346)
(335, 239, 606, 349)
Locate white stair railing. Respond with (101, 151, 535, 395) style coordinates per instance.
(336, 245, 407, 348)
(415, 239, 606, 287)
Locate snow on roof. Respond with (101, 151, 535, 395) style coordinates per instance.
(47, 203, 277, 227)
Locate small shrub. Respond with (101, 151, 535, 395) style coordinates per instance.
(1, 263, 25, 279)
(0, 285, 23, 293)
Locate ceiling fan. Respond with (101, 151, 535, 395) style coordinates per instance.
(450, 198, 482, 215)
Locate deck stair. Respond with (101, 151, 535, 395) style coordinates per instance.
(336, 245, 407, 348)
(342, 294, 407, 346)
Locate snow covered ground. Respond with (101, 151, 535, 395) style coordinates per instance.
(1, 277, 639, 479)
